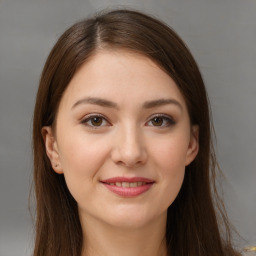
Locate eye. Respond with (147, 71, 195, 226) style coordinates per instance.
(146, 114, 175, 127)
(81, 114, 110, 128)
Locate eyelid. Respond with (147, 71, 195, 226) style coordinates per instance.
(81, 113, 111, 127)
(80, 113, 176, 128)
(146, 113, 176, 127)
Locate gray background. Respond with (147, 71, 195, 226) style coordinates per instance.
(0, 0, 255, 255)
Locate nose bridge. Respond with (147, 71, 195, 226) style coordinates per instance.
(111, 121, 147, 167)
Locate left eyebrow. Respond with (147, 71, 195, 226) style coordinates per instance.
(142, 98, 183, 111)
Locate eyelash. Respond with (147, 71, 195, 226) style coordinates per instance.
(81, 114, 110, 128)
(81, 113, 176, 128)
(146, 114, 176, 127)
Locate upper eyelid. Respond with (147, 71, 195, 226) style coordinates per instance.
(147, 113, 174, 119)
(81, 113, 109, 121)
(147, 113, 176, 123)
(81, 113, 175, 126)
(81, 113, 174, 120)
(81, 114, 111, 129)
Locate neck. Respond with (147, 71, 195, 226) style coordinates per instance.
(80, 212, 168, 256)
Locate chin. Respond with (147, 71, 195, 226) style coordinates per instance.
(102, 207, 165, 230)
(106, 216, 152, 229)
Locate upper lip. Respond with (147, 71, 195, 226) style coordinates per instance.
(101, 176, 155, 183)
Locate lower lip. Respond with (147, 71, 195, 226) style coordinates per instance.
(102, 183, 154, 197)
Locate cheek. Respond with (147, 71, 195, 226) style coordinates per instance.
(155, 142, 186, 188)
(149, 133, 189, 204)
(151, 133, 189, 172)
(59, 131, 109, 171)
(57, 133, 111, 195)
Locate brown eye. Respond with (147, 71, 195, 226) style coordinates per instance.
(91, 117, 103, 126)
(152, 117, 164, 126)
(81, 115, 109, 128)
(146, 115, 176, 127)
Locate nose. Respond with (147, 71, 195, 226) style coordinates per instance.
(111, 125, 147, 168)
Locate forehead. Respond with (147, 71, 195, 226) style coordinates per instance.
(59, 49, 187, 111)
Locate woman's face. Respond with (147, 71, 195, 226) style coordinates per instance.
(44, 50, 198, 229)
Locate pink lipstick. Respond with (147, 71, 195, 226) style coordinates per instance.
(100, 177, 155, 197)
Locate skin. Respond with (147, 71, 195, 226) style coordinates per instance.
(43, 49, 199, 256)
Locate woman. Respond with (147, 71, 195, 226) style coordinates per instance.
(32, 9, 241, 256)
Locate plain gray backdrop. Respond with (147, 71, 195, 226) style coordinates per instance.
(0, 0, 255, 255)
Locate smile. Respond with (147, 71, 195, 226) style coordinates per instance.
(104, 181, 147, 187)
(100, 177, 155, 197)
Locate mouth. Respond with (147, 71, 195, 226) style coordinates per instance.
(102, 181, 150, 187)
(100, 177, 155, 197)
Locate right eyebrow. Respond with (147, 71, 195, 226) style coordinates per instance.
(71, 97, 119, 110)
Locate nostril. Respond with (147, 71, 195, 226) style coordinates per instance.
(110, 137, 148, 167)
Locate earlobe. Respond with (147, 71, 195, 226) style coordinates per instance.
(185, 125, 199, 166)
(42, 126, 63, 174)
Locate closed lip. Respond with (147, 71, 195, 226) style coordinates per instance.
(100, 176, 155, 184)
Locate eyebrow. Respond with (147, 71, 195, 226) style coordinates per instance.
(72, 97, 118, 109)
(71, 97, 182, 111)
(143, 98, 182, 110)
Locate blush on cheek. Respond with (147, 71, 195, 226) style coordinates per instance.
(60, 136, 110, 181)
(167, 169, 185, 200)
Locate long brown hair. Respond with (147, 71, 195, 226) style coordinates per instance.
(32, 9, 240, 256)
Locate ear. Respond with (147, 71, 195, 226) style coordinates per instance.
(42, 126, 63, 174)
(185, 125, 199, 166)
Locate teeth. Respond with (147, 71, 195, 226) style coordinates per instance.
(122, 182, 129, 188)
(116, 182, 122, 187)
(130, 182, 137, 187)
(108, 182, 148, 187)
